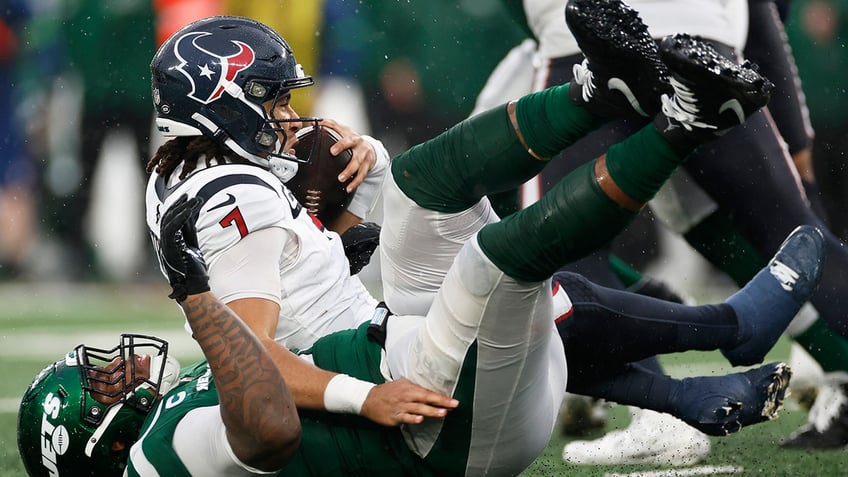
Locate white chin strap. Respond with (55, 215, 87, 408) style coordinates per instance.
(149, 354, 182, 395)
(85, 403, 123, 457)
(269, 156, 299, 183)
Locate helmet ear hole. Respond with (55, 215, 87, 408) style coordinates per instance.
(257, 131, 276, 147)
(246, 80, 271, 100)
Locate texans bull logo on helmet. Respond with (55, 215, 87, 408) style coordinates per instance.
(150, 15, 320, 178)
(173, 31, 259, 105)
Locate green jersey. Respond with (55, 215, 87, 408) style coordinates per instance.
(125, 323, 475, 476)
(126, 361, 218, 476)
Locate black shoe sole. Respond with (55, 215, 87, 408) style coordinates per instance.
(660, 33, 774, 123)
(565, 0, 670, 117)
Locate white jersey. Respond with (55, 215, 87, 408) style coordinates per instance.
(525, 0, 748, 60)
(627, 0, 748, 52)
(145, 162, 377, 351)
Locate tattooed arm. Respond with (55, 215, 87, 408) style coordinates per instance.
(180, 292, 300, 471)
(159, 195, 300, 471)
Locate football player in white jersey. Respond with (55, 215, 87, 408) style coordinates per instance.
(18, 4, 824, 476)
(143, 16, 458, 428)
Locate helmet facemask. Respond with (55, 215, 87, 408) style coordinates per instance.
(76, 334, 172, 426)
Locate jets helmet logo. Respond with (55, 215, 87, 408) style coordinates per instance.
(173, 31, 256, 104)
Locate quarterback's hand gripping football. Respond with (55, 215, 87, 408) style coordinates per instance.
(319, 118, 377, 192)
(159, 194, 210, 302)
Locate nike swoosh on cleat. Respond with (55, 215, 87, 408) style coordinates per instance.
(608, 78, 648, 117)
(719, 99, 746, 126)
(769, 260, 799, 292)
(209, 193, 236, 211)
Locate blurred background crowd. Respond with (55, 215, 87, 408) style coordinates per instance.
(0, 0, 846, 285)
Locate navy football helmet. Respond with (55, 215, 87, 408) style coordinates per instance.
(150, 16, 319, 181)
(17, 335, 180, 477)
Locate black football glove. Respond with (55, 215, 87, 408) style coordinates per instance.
(340, 222, 381, 275)
(159, 194, 210, 302)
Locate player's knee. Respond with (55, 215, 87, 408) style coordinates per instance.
(457, 239, 502, 296)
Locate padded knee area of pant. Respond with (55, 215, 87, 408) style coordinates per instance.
(457, 238, 503, 297)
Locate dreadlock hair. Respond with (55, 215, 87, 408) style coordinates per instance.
(146, 136, 251, 180)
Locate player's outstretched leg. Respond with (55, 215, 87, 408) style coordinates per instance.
(655, 33, 775, 148)
(565, 0, 671, 118)
(479, 34, 775, 282)
(671, 362, 792, 436)
(721, 225, 825, 366)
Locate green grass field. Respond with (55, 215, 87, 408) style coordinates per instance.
(0, 283, 842, 476)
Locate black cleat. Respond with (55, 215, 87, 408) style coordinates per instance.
(780, 377, 848, 449)
(672, 362, 792, 436)
(565, 0, 671, 119)
(656, 33, 774, 137)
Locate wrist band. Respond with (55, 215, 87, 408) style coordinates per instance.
(323, 374, 376, 414)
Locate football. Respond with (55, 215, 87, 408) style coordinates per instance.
(289, 125, 354, 222)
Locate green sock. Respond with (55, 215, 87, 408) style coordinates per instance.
(480, 122, 698, 281)
(396, 84, 608, 212)
(515, 83, 606, 158)
(794, 318, 848, 373)
(683, 212, 766, 285)
(608, 254, 643, 288)
(478, 160, 636, 281)
(392, 105, 544, 212)
(605, 126, 688, 203)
